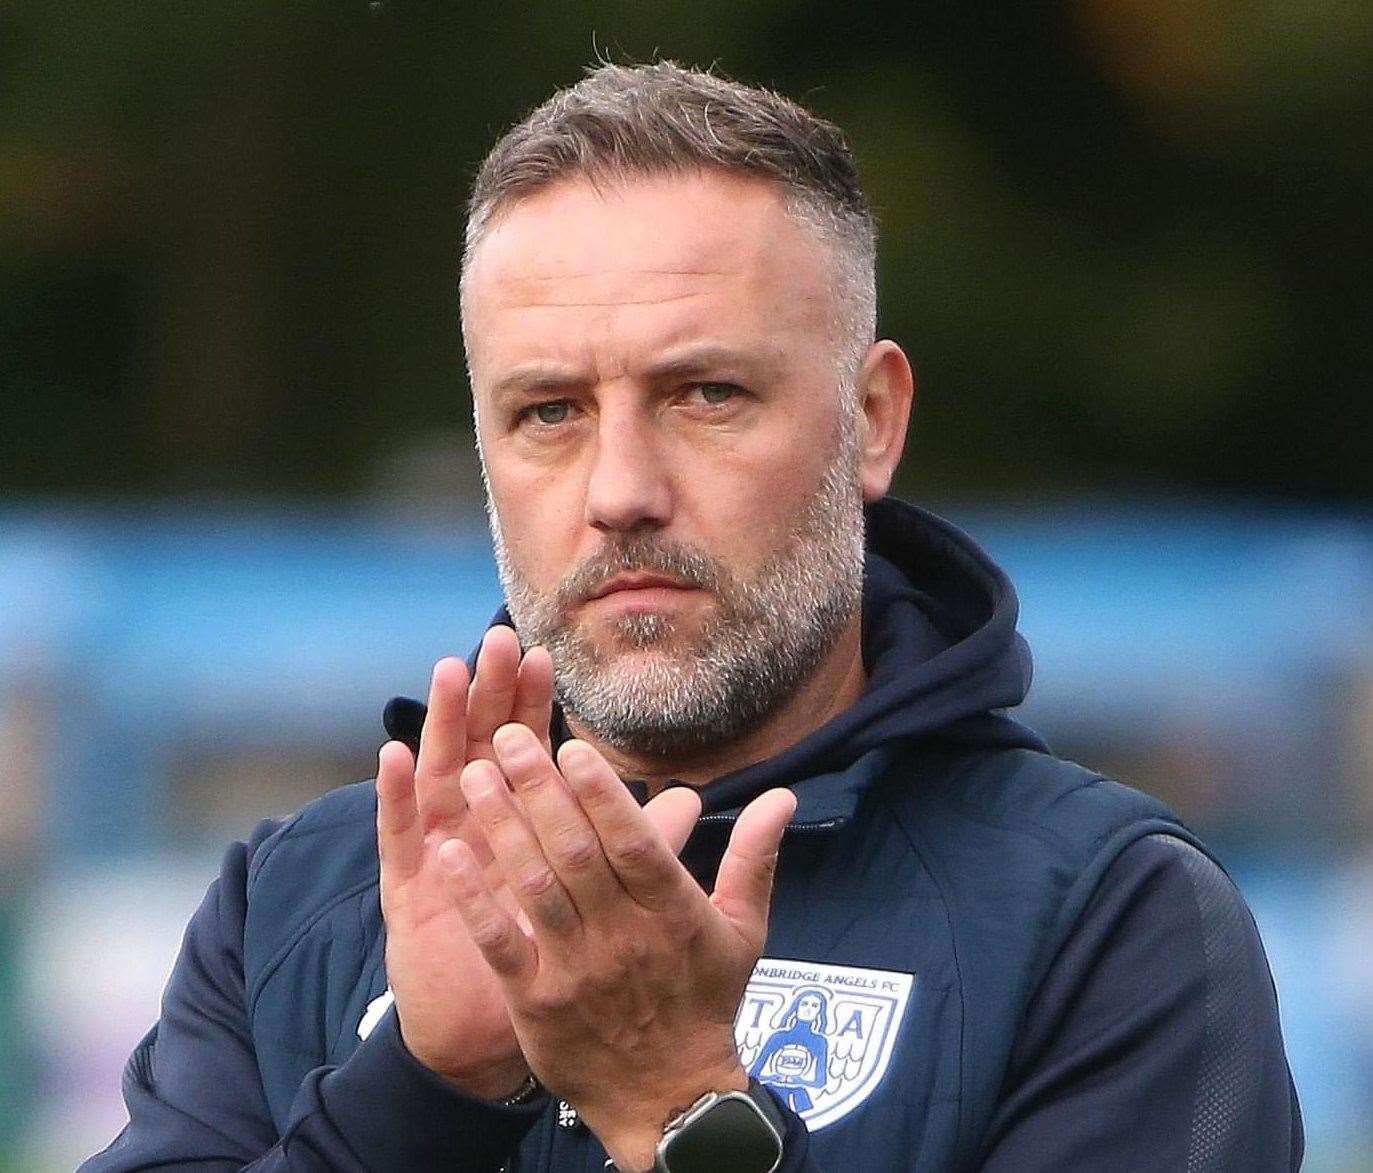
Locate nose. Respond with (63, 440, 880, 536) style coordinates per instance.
(583, 406, 673, 534)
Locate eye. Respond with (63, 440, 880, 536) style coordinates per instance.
(525, 400, 573, 426)
(688, 382, 743, 406)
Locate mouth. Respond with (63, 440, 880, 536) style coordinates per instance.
(578, 573, 708, 618)
(587, 572, 698, 601)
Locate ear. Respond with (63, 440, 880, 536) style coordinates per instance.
(855, 341, 915, 502)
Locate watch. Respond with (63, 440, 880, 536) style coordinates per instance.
(651, 1080, 786, 1173)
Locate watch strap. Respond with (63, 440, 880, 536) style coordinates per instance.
(741, 1079, 787, 1137)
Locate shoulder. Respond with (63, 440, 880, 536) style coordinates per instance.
(918, 746, 1175, 833)
(245, 778, 379, 889)
(883, 745, 1187, 882)
(876, 746, 1206, 988)
(241, 779, 381, 983)
(1073, 832, 1272, 1001)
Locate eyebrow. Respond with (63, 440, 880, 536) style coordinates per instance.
(488, 363, 589, 402)
(641, 343, 769, 382)
(487, 344, 773, 403)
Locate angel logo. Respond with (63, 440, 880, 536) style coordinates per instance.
(736, 959, 915, 1131)
(747, 986, 832, 1112)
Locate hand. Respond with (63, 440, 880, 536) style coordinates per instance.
(440, 724, 796, 1172)
(376, 626, 553, 1097)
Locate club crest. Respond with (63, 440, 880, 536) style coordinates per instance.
(735, 958, 915, 1131)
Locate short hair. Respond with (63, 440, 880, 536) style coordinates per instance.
(460, 61, 878, 383)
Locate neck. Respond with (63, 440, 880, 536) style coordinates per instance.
(566, 616, 867, 795)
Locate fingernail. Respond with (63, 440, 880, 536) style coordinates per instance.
(558, 740, 594, 775)
(492, 722, 531, 755)
(461, 765, 497, 799)
(438, 838, 469, 871)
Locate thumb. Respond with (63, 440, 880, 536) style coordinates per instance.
(710, 788, 796, 944)
(643, 785, 704, 857)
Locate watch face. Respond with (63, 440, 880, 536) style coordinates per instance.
(660, 1096, 782, 1173)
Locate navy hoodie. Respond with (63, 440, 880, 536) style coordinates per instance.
(83, 498, 1302, 1171)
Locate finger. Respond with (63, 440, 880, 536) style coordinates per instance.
(492, 724, 622, 916)
(376, 740, 422, 883)
(438, 837, 538, 983)
(644, 786, 705, 857)
(466, 626, 522, 753)
(414, 657, 469, 828)
(710, 788, 796, 947)
(460, 758, 583, 942)
(511, 645, 555, 753)
(557, 739, 705, 913)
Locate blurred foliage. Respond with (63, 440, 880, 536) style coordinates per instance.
(1, 0, 1370, 500)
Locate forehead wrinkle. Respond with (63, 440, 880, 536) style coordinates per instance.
(493, 265, 732, 309)
(497, 289, 717, 310)
(509, 267, 730, 279)
(494, 262, 730, 298)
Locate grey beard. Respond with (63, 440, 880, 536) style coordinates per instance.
(488, 445, 865, 760)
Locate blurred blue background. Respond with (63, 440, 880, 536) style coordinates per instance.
(2, 1, 1371, 1168)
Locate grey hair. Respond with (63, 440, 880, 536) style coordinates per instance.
(459, 61, 878, 386)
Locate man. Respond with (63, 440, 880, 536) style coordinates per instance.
(84, 62, 1302, 1171)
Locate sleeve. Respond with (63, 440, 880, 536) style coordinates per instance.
(976, 832, 1303, 1173)
(80, 822, 547, 1172)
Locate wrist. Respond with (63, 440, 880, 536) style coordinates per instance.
(393, 1009, 531, 1101)
(403, 1035, 532, 1102)
(443, 1058, 536, 1103)
(594, 1064, 751, 1173)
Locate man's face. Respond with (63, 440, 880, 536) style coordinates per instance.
(462, 170, 866, 757)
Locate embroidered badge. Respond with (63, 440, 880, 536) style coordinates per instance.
(357, 987, 395, 1040)
(735, 958, 914, 1131)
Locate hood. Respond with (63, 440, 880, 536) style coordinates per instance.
(383, 497, 1045, 819)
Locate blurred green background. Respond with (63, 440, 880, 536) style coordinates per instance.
(4, 0, 1370, 501)
(3, 1, 1372, 1169)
